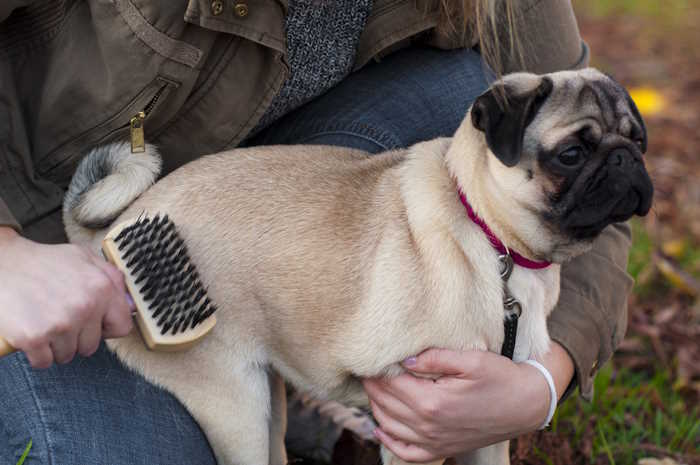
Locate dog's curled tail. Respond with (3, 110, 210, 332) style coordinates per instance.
(63, 142, 161, 244)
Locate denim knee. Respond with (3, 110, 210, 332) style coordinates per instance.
(0, 345, 216, 465)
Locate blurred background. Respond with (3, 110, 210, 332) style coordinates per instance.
(510, 1, 700, 464)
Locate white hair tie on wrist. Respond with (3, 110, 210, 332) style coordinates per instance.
(523, 359, 557, 429)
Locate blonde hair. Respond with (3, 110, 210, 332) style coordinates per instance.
(437, 0, 526, 77)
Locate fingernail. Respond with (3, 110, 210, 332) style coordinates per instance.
(125, 293, 135, 309)
(361, 420, 377, 439)
(403, 356, 417, 366)
(372, 427, 380, 438)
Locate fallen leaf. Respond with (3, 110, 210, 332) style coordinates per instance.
(638, 457, 681, 465)
(661, 239, 688, 259)
(655, 252, 700, 297)
(629, 86, 667, 116)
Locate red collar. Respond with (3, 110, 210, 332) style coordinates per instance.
(458, 190, 552, 270)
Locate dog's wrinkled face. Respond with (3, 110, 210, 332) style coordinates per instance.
(471, 68, 654, 253)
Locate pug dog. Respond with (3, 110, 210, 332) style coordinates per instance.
(63, 68, 653, 465)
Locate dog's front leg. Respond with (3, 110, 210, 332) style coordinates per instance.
(453, 441, 510, 465)
(268, 370, 288, 465)
(380, 446, 445, 465)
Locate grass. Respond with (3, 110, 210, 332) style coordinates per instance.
(627, 218, 699, 298)
(550, 363, 699, 464)
(574, 0, 697, 24)
(627, 219, 655, 294)
(15, 439, 31, 465)
(539, 217, 700, 464)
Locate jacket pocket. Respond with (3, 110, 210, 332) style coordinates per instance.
(39, 76, 177, 186)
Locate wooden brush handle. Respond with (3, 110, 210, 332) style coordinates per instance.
(0, 336, 16, 357)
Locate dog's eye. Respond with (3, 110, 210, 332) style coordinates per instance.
(558, 146, 584, 166)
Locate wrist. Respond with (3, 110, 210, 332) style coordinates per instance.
(523, 360, 557, 429)
(537, 341, 575, 402)
(0, 226, 20, 246)
(518, 342, 574, 430)
(518, 360, 552, 430)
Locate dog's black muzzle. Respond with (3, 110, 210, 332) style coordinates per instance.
(562, 144, 654, 239)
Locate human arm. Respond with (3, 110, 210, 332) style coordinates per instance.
(0, 226, 134, 368)
(0, 198, 21, 232)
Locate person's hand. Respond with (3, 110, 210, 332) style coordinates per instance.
(0, 227, 134, 368)
(363, 344, 574, 462)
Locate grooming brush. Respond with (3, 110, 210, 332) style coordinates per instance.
(0, 214, 217, 357)
(101, 213, 217, 350)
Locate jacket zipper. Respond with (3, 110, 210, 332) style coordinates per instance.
(129, 84, 168, 153)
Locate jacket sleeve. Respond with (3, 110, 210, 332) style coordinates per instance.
(549, 223, 633, 401)
(501, 0, 588, 73)
(0, 0, 36, 22)
(0, 0, 26, 231)
(0, 197, 21, 231)
(427, 0, 589, 74)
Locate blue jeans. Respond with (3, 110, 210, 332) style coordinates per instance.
(0, 46, 490, 465)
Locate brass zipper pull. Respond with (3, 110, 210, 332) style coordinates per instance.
(130, 111, 146, 153)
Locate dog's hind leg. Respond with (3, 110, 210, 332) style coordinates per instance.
(268, 370, 288, 465)
(120, 347, 274, 465)
(177, 362, 273, 465)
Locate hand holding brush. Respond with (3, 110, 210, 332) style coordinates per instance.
(0, 213, 217, 364)
(0, 226, 134, 367)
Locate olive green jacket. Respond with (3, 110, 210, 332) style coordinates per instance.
(0, 0, 629, 400)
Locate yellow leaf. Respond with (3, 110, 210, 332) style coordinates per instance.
(661, 238, 687, 259)
(628, 86, 666, 116)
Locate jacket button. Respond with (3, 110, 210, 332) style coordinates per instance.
(211, 0, 224, 15)
(233, 2, 249, 17)
(589, 359, 599, 377)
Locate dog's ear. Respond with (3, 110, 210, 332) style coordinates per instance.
(605, 73, 648, 154)
(624, 91, 648, 154)
(471, 76, 553, 167)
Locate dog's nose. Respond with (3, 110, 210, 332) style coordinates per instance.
(607, 147, 638, 167)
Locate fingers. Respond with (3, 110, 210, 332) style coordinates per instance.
(88, 253, 125, 293)
(50, 331, 79, 364)
(24, 344, 53, 369)
(87, 254, 134, 338)
(376, 429, 439, 463)
(364, 378, 418, 424)
(77, 317, 102, 357)
(370, 400, 423, 445)
(366, 372, 437, 410)
(403, 348, 486, 377)
(102, 297, 134, 338)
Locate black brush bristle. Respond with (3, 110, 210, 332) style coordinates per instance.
(112, 215, 217, 335)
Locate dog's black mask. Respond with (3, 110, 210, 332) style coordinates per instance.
(548, 137, 653, 239)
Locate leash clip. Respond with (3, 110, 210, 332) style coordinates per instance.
(498, 252, 521, 359)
